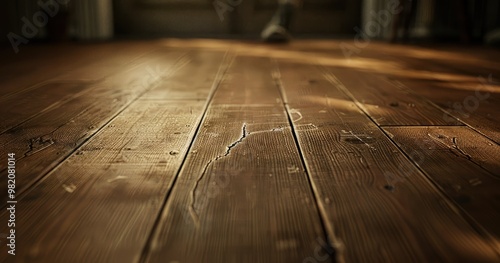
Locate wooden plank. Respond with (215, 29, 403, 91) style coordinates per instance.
(0, 42, 158, 134)
(0, 81, 93, 134)
(0, 45, 155, 141)
(0, 50, 229, 263)
(144, 56, 328, 263)
(383, 126, 500, 238)
(325, 66, 462, 126)
(390, 78, 500, 144)
(348, 42, 500, 143)
(0, 49, 187, 201)
(276, 59, 500, 262)
(373, 43, 500, 79)
(0, 44, 112, 98)
(0, 42, 153, 98)
(0, 101, 205, 263)
(141, 50, 227, 100)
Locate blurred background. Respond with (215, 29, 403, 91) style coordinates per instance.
(1, 0, 500, 45)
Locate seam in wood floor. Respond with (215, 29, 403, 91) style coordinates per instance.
(322, 67, 500, 256)
(1, 50, 191, 210)
(378, 127, 500, 256)
(385, 71, 500, 147)
(138, 50, 233, 263)
(0, 80, 102, 135)
(273, 59, 339, 263)
(0, 46, 158, 100)
(378, 124, 466, 127)
(0, 47, 168, 136)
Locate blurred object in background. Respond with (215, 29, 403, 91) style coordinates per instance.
(1, 0, 113, 44)
(390, 0, 418, 43)
(46, 2, 70, 41)
(113, 0, 362, 38)
(260, 0, 300, 42)
(363, 0, 500, 44)
(1, 0, 499, 47)
(71, 0, 114, 40)
(485, 29, 500, 46)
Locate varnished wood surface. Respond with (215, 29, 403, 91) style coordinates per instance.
(276, 60, 499, 262)
(145, 56, 328, 263)
(383, 126, 500, 239)
(0, 40, 499, 263)
(0, 49, 186, 201)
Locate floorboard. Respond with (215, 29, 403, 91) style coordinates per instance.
(391, 78, 500, 144)
(383, 126, 500, 240)
(353, 43, 500, 143)
(324, 66, 462, 126)
(0, 101, 205, 263)
(0, 81, 93, 134)
(0, 40, 499, 263)
(0, 49, 228, 263)
(0, 43, 147, 98)
(276, 59, 500, 262)
(144, 56, 329, 263)
(0, 49, 186, 201)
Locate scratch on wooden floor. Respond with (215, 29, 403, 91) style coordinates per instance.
(348, 131, 376, 150)
(24, 137, 55, 157)
(107, 176, 128, 183)
(428, 133, 473, 161)
(296, 123, 318, 131)
(469, 178, 482, 186)
(289, 109, 303, 122)
(62, 184, 77, 193)
(276, 239, 298, 250)
(427, 133, 448, 146)
(23, 121, 77, 157)
(189, 123, 248, 227)
(451, 137, 472, 161)
(247, 126, 285, 135)
(287, 165, 300, 174)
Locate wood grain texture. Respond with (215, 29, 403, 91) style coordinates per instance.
(144, 56, 328, 263)
(1, 40, 500, 263)
(383, 126, 500, 238)
(0, 82, 92, 134)
(350, 42, 500, 143)
(0, 42, 156, 134)
(0, 100, 206, 263)
(325, 66, 462, 126)
(0, 42, 149, 98)
(374, 43, 500, 80)
(391, 78, 500, 144)
(276, 59, 500, 263)
(0, 49, 228, 263)
(141, 51, 228, 100)
(0, 49, 186, 201)
(287, 42, 499, 136)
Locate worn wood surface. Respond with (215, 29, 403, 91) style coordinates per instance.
(4, 101, 205, 263)
(390, 78, 500, 144)
(0, 49, 186, 201)
(0, 43, 150, 98)
(144, 56, 328, 263)
(0, 40, 499, 263)
(0, 49, 229, 263)
(348, 42, 500, 143)
(326, 66, 462, 126)
(383, 126, 500, 239)
(276, 59, 500, 263)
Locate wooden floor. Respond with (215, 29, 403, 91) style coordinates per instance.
(0, 39, 499, 263)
